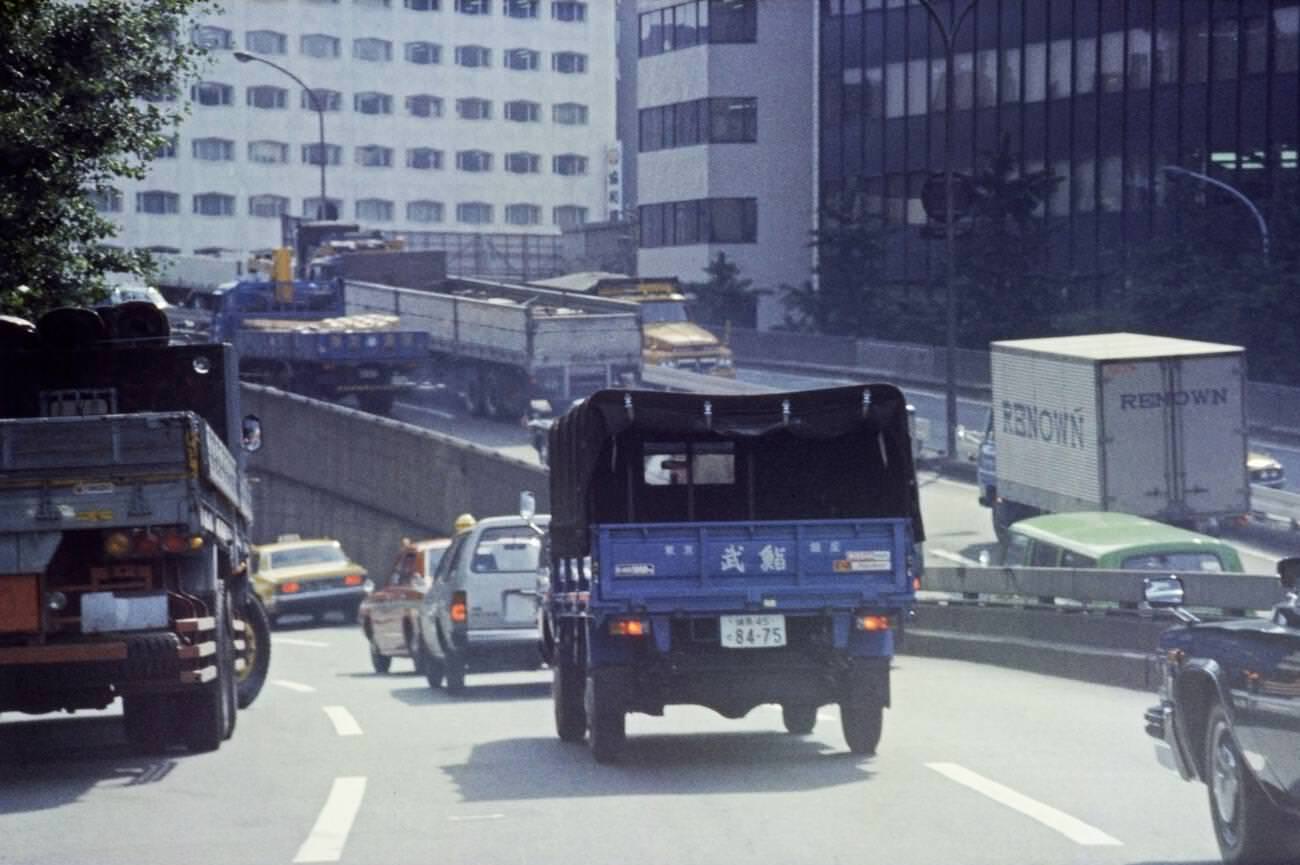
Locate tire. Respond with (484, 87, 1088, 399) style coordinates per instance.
(444, 651, 466, 693)
(268, 612, 280, 629)
(407, 628, 427, 676)
(1205, 703, 1300, 864)
(841, 699, 883, 755)
(782, 704, 818, 735)
(236, 592, 271, 709)
(585, 673, 626, 764)
(369, 639, 392, 674)
(181, 590, 234, 753)
(421, 636, 445, 690)
(122, 694, 173, 754)
(553, 659, 587, 743)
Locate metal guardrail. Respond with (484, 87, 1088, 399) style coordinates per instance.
(1252, 486, 1300, 526)
(922, 565, 1284, 613)
(640, 366, 774, 395)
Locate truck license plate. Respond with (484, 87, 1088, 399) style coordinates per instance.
(720, 614, 786, 649)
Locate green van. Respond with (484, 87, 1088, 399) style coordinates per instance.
(1003, 511, 1244, 573)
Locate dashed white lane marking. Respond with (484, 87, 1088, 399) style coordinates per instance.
(448, 814, 506, 822)
(929, 548, 986, 567)
(394, 401, 456, 420)
(323, 705, 363, 737)
(276, 637, 331, 648)
(293, 777, 367, 863)
(272, 679, 317, 693)
(927, 763, 1122, 847)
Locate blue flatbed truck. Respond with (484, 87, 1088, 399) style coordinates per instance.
(540, 385, 924, 762)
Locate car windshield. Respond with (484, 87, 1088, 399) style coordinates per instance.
(269, 545, 346, 569)
(1121, 552, 1225, 573)
(639, 300, 689, 323)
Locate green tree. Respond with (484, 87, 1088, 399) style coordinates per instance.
(0, 0, 211, 318)
(688, 252, 757, 328)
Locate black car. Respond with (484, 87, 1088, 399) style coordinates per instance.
(1145, 558, 1300, 864)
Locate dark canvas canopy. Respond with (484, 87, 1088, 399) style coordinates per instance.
(547, 385, 925, 558)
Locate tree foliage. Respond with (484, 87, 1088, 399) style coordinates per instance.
(0, 0, 211, 317)
(688, 252, 758, 328)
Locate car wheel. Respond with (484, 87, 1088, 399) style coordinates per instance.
(369, 639, 391, 674)
(1205, 703, 1300, 864)
(444, 651, 466, 693)
(421, 636, 445, 690)
(782, 704, 818, 735)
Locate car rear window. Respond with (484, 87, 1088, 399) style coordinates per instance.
(470, 528, 541, 573)
(1121, 551, 1224, 572)
(270, 545, 346, 568)
(423, 547, 447, 576)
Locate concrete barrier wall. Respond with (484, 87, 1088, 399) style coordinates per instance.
(241, 384, 548, 582)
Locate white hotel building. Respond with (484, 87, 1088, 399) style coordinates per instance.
(101, 0, 615, 257)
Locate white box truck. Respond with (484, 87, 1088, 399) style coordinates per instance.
(978, 333, 1249, 537)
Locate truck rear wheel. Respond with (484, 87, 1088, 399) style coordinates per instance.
(236, 592, 271, 709)
(841, 700, 883, 755)
(585, 673, 626, 764)
(123, 694, 174, 754)
(180, 591, 234, 753)
(782, 704, 818, 735)
(553, 658, 586, 743)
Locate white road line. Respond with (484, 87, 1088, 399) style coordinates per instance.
(272, 679, 317, 693)
(276, 637, 331, 648)
(929, 548, 986, 567)
(448, 814, 505, 822)
(293, 777, 367, 864)
(323, 705, 363, 737)
(927, 763, 1121, 847)
(394, 401, 456, 420)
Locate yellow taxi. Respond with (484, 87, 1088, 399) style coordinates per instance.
(252, 534, 368, 627)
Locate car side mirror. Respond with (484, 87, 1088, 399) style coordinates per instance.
(1278, 557, 1300, 591)
(1144, 576, 1186, 608)
(241, 414, 263, 452)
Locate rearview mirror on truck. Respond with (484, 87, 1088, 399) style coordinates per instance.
(242, 415, 263, 453)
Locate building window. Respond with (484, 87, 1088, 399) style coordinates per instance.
(640, 0, 756, 57)
(302, 88, 342, 111)
(302, 143, 342, 165)
(456, 0, 490, 13)
(552, 205, 587, 228)
(406, 41, 441, 64)
(456, 150, 493, 172)
(456, 45, 491, 67)
(144, 246, 181, 254)
(709, 97, 756, 143)
(192, 25, 233, 49)
(406, 94, 444, 117)
(407, 147, 444, 169)
(457, 202, 493, 224)
(89, 188, 123, 213)
(505, 47, 540, 70)
(245, 30, 287, 54)
(637, 198, 756, 247)
(505, 151, 540, 173)
(301, 34, 341, 58)
(154, 135, 178, 159)
(192, 82, 233, 106)
(552, 153, 587, 175)
(192, 137, 235, 161)
(137, 191, 180, 214)
(552, 102, 588, 125)
(356, 145, 394, 167)
(457, 97, 492, 119)
(639, 97, 755, 152)
(709, 0, 757, 44)
(504, 0, 538, 18)
(354, 92, 393, 115)
(505, 100, 541, 122)
(407, 200, 444, 223)
(193, 193, 236, 217)
(248, 140, 290, 163)
(505, 203, 541, 225)
(249, 194, 290, 218)
(405, 0, 439, 8)
(303, 197, 343, 219)
(356, 198, 395, 222)
(142, 86, 178, 103)
(552, 1, 585, 22)
(353, 38, 393, 62)
(247, 85, 288, 109)
(355, 0, 391, 7)
(552, 51, 587, 74)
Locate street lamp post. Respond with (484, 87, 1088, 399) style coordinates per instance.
(916, 0, 981, 464)
(233, 51, 329, 220)
(1160, 165, 1270, 258)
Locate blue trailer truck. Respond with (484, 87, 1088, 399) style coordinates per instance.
(209, 268, 429, 416)
(539, 385, 923, 762)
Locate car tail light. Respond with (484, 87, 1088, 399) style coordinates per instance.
(343, 574, 364, 587)
(450, 591, 468, 624)
(280, 582, 301, 595)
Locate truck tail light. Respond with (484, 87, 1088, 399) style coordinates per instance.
(855, 614, 891, 632)
(132, 533, 160, 556)
(160, 530, 190, 554)
(608, 617, 650, 637)
(450, 591, 468, 624)
(104, 532, 132, 558)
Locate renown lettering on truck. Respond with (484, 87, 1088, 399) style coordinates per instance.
(1119, 388, 1230, 410)
(1000, 400, 1088, 449)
